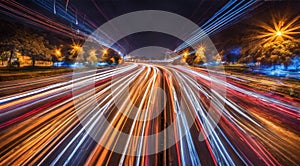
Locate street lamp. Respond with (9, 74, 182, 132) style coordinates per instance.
(255, 16, 300, 44)
(55, 49, 61, 56)
(275, 30, 283, 36)
(183, 50, 189, 58)
(102, 49, 108, 55)
(70, 43, 83, 54)
(72, 45, 81, 51)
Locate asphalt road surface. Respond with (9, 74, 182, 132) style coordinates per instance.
(0, 63, 299, 165)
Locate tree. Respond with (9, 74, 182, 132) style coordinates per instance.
(0, 20, 17, 67)
(185, 55, 195, 65)
(100, 48, 122, 65)
(213, 50, 223, 63)
(86, 49, 98, 64)
(263, 40, 298, 68)
(19, 32, 52, 67)
(239, 41, 262, 64)
(51, 47, 65, 65)
(194, 46, 207, 64)
(0, 34, 20, 68)
(239, 14, 300, 68)
(239, 39, 299, 68)
(0, 28, 52, 67)
(0, 51, 10, 66)
(180, 48, 197, 66)
(68, 42, 85, 63)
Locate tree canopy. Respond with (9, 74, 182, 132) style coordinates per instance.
(239, 39, 300, 67)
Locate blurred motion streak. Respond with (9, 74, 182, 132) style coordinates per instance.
(0, 63, 299, 165)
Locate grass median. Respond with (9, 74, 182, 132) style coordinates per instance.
(0, 67, 73, 81)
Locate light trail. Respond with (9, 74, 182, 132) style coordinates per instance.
(30, 0, 127, 54)
(0, 0, 85, 39)
(1, 1, 262, 61)
(0, 63, 299, 165)
(0, 0, 125, 55)
(175, 0, 262, 52)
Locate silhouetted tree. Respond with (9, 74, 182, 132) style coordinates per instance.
(0, 28, 52, 67)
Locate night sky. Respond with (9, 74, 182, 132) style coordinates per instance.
(1, 0, 299, 54)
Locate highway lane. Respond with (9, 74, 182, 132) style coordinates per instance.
(0, 63, 299, 165)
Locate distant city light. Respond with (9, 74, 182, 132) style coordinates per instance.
(275, 30, 283, 36)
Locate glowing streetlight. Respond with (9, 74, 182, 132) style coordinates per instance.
(275, 30, 283, 36)
(254, 15, 300, 44)
(102, 49, 108, 55)
(183, 50, 189, 58)
(70, 43, 83, 56)
(72, 44, 82, 51)
(55, 49, 61, 56)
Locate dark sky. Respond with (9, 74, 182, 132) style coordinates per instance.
(71, 0, 227, 26)
(211, 1, 300, 50)
(1, 0, 299, 54)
